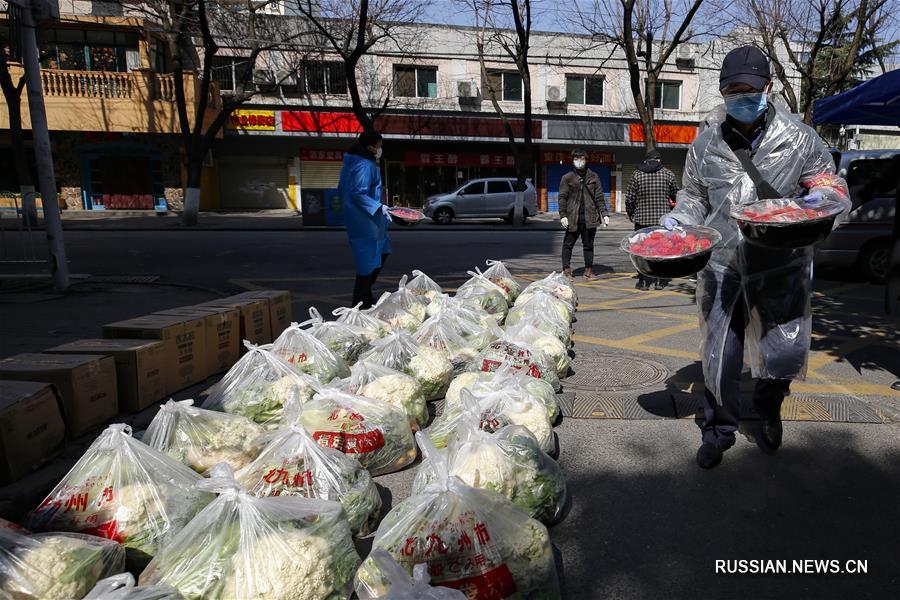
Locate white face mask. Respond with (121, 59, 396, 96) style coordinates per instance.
(573, 159, 586, 170)
(375, 147, 383, 160)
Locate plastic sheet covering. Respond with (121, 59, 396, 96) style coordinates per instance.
(234, 400, 381, 536)
(144, 400, 265, 474)
(84, 573, 183, 600)
(298, 389, 418, 476)
(27, 424, 213, 570)
(299, 307, 370, 364)
(355, 550, 466, 600)
(203, 342, 322, 428)
(139, 465, 361, 600)
(0, 528, 125, 600)
(270, 323, 350, 383)
(354, 433, 561, 600)
(482, 260, 521, 302)
(664, 104, 850, 402)
(412, 399, 566, 524)
(333, 303, 389, 342)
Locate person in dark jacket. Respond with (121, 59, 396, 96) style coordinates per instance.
(337, 130, 391, 308)
(558, 148, 610, 280)
(625, 150, 679, 289)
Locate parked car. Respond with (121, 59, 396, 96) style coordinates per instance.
(423, 178, 538, 224)
(815, 149, 897, 283)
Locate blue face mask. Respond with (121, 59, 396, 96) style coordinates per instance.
(724, 92, 767, 124)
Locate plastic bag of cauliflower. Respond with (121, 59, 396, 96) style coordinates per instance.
(426, 389, 556, 455)
(413, 311, 481, 375)
(270, 323, 350, 383)
(517, 272, 577, 308)
(482, 260, 521, 302)
(26, 424, 213, 570)
(504, 297, 572, 346)
(510, 289, 575, 328)
(0, 528, 125, 600)
(412, 398, 566, 524)
(234, 401, 382, 536)
(144, 400, 264, 474)
(341, 360, 428, 431)
(476, 339, 561, 391)
(502, 322, 571, 378)
(299, 389, 418, 476)
(356, 549, 466, 600)
(300, 307, 370, 364)
(370, 294, 423, 333)
(445, 367, 559, 424)
(84, 573, 182, 600)
(455, 269, 509, 320)
(355, 433, 561, 600)
(406, 270, 443, 306)
(359, 332, 454, 401)
(203, 342, 322, 428)
(139, 464, 361, 600)
(333, 303, 389, 342)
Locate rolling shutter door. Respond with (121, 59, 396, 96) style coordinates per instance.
(219, 156, 290, 209)
(300, 161, 342, 189)
(620, 163, 637, 213)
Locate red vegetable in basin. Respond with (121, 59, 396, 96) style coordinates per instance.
(738, 205, 832, 223)
(630, 230, 712, 258)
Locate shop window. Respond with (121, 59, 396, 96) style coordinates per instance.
(487, 180, 512, 194)
(566, 75, 603, 105)
(648, 80, 681, 110)
(485, 70, 523, 102)
(393, 66, 437, 98)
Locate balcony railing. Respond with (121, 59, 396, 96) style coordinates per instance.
(41, 69, 133, 99)
(153, 73, 176, 101)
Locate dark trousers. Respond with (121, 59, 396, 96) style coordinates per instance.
(562, 224, 596, 270)
(353, 254, 389, 309)
(635, 223, 669, 287)
(702, 299, 790, 448)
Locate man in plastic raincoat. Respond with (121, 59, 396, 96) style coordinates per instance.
(660, 46, 850, 468)
(338, 131, 391, 308)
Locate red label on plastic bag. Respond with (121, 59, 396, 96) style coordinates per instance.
(80, 519, 125, 543)
(481, 358, 542, 380)
(436, 564, 517, 599)
(312, 429, 385, 454)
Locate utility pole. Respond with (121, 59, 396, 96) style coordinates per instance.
(12, 0, 69, 290)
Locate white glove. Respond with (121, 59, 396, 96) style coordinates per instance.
(602, 216, 610, 228)
(381, 204, 390, 216)
(560, 217, 569, 229)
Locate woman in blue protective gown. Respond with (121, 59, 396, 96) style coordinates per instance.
(337, 130, 391, 308)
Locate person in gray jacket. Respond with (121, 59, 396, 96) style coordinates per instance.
(558, 148, 610, 280)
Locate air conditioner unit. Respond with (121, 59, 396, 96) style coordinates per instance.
(676, 45, 697, 69)
(253, 69, 276, 86)
(546, 85, 565, 104)
(457, 80, 478, 99)
(277, 70, 297, 86)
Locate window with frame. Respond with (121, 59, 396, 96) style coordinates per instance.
(210, 56, 253, 92)
(393, 66, 437, 98)
(487, 180, 512, 194)
(486, 70, 523, 102)
(648, 80, 682, 110)
(38, 28, 138, 72)
(301, 61, 347, 95)
(461, 181, 485, 195)
(566, 75, 603, 105)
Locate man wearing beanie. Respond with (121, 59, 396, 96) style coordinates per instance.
(659, 46, 851, 468)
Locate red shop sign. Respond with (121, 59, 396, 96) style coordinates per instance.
(404, 152, 516, 168)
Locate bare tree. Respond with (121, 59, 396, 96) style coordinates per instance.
(738, 0, 896, 123)
(465, 0, 535, 225)
(577, 0, 710, 151)
(113, 0, 305, 225)
(0, 46, 36, 225)
(291, 0, 431, 134)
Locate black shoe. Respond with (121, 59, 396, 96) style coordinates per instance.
(635, 279, 648, 290)
(696, 443, 724, 469)
(654, 280, 666, 290)
(759, 416, 783, 453)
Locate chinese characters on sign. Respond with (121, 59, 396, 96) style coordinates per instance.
(227, 110, 277, 131)
(405, 152, 517, 168)
(299, 149, 345, 161)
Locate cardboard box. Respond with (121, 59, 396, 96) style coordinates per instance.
(237, 290, 293, 339)
(200, 297, 271, 347)
(44, 339, 166, 413)
(0, 354, 117, 438)
(0, 381, 66, 484)
(103, 314, 206, 395)
(155, 306, 240, 376)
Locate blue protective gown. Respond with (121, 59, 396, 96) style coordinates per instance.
(337, 151, 391, 275)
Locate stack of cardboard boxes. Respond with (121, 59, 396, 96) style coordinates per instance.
(0, 291, 291, 485)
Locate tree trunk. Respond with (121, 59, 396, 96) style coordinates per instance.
(0, 55, 36, 225)
(182, 157, 203, 226)
(346, 55, 374, 134)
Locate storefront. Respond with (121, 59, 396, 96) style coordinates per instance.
(541, 149, 615, 213)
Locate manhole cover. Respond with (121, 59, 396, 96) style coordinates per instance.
(563, 351, 669, 392)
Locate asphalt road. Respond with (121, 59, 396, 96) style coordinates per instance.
(2, 227, 898, 599)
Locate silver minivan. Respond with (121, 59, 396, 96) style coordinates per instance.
(423, 178, 538, 224)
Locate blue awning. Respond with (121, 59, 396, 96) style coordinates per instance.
(813, 69, 900, 126)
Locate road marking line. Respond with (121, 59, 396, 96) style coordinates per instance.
(616, 321, 698, 344)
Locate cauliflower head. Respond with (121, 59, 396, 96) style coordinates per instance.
(407, 347, 453, 401)
(361, 374, 428, 431)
